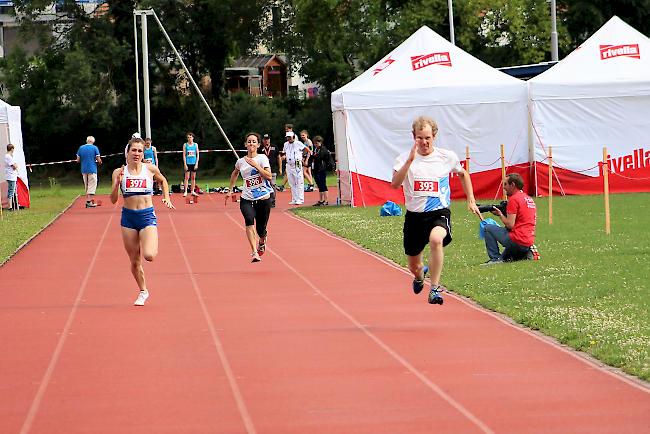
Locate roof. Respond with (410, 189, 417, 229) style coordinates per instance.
(230, 55, 286, 69)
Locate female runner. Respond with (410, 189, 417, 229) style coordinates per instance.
(111, 137, 175, 306)
(225, 132, 274, 262)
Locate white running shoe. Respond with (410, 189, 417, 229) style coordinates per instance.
(134, 290, 149, 306)
(182, 192, 188, 197)
(251, 252, 261, 263)
(288, 201, 297, 205)
(191, 191, 199, 196)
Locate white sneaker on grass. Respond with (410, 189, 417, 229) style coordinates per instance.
(134, 290, 150, 306)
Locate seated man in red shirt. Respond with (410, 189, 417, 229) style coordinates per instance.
(483, 173, 537, 264)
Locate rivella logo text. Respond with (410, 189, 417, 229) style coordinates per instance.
(372, 57, 395, 76)
(599, 148, 650, 176)
(599, 44, 640, 60)
(411, 52, 452, 70)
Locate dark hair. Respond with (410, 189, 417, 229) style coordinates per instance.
(284, 123, 293, 131)
(245, 132, 261, 144)
(506, 173, 524, 190)
(186, 132, 194, 138)
(7, 144, 14, 151)
(313, 135, 323, 144)
(127, 137, 145, 152)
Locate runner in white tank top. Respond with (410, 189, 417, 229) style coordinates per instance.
(110, 138, 175, 306)
(226, 132, 274, 263)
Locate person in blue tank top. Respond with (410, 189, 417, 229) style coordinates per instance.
(143, 137, 160, 194)
(110, 137, 175, 306)
(182, 132, 200, 200)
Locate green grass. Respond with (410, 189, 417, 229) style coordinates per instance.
(0, 184, 79, 264)
(293, 193, 650, 382)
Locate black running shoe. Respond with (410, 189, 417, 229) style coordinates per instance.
(412, 265, 429, 294)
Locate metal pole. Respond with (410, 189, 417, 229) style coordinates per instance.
(141, 13, 152, 139)
(133, 12, 141, 134)
(149, 10, 239, 159)
(448, 0, 455, 45)
(550, 0, 558, 61)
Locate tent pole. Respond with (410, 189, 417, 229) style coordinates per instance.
(448, 0, 455, 45)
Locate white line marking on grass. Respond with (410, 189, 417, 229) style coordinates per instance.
(286, 211, 650, 395)
(167, 213, 257, 434)
(20, 208, 115, 434)
(224, 212, 494, 434)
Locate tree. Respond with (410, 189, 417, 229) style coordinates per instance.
(561, 0, 650, 44)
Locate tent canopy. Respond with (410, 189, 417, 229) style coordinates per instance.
(332, 26, 525, 110)
(529, 16, 650, 99)
(528, 16, 650, 195)
(331, 26, 529, 205)
(0, 97, 29, 207)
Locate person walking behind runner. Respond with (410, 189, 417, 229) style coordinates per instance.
(283, 131, 310, 205)
(261, 133, 280, 207)
(110, 137, 175, 306)
(483, 173, 537, 264)
(225, 132, 274, 262)
(311, 136, 331, 206)
(299, 130, 314, 191)
(391, 116, 480, 305)
(143, 137, 160, 194)
(76, 136, 102, 208)
(182, 132, 200, 200)
(4, 144, 19, 210)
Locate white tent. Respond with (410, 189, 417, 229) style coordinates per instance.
(529, 16, 650, 196)
(331, 26, 529, 206)
(0, 98, 29, 208)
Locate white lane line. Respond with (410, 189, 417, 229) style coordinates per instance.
(286, 211, 650, 394)
(224, 211, 494, 434)
(20, 206, 115, 434)
(167, 212, 257, 434)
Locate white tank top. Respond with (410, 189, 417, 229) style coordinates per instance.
(121, 164, 154, 197)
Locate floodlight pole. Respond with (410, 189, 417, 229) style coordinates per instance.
(133, 13, 141, 134)
(550, 0, 559, 61)
(140, 10, 153, 139)
(448, 0, 455, 45)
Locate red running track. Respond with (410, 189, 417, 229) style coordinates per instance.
(1, 189, 649, 434)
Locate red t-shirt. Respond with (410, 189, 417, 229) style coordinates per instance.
(506, 190, 537, 246)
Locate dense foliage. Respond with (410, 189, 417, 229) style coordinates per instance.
(1, 0, 648, 172)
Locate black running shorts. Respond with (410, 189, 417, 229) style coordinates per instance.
(403, 208, 452, 256)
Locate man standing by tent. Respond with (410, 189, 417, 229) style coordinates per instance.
(391, 116, 480, 305)
(76, 136, 102, 208)
(4, 144, 18, 210)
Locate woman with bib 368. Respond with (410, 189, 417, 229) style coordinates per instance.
(111, 137, 175, 306)
(225, 132, 274, 263)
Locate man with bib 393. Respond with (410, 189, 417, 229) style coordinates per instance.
(391, 116, 480, 305)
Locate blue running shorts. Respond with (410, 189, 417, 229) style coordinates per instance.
(121, 207, 157, 231)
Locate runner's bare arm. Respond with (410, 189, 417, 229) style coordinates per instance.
(149, 164, 174, 209)
(110, 167, 123, 204)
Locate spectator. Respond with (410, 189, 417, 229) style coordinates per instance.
(261, 133, 280, 207)
(4, 144, 18, 210)
(182, 132, 200, 201)
(283, 131, 310, 205)
(300, 129, 314, 191)
(311, 136, 331, 206)
(143, 137, 161, 195)
(482, 173, 537, 264)
(76, 136, 102, 208)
